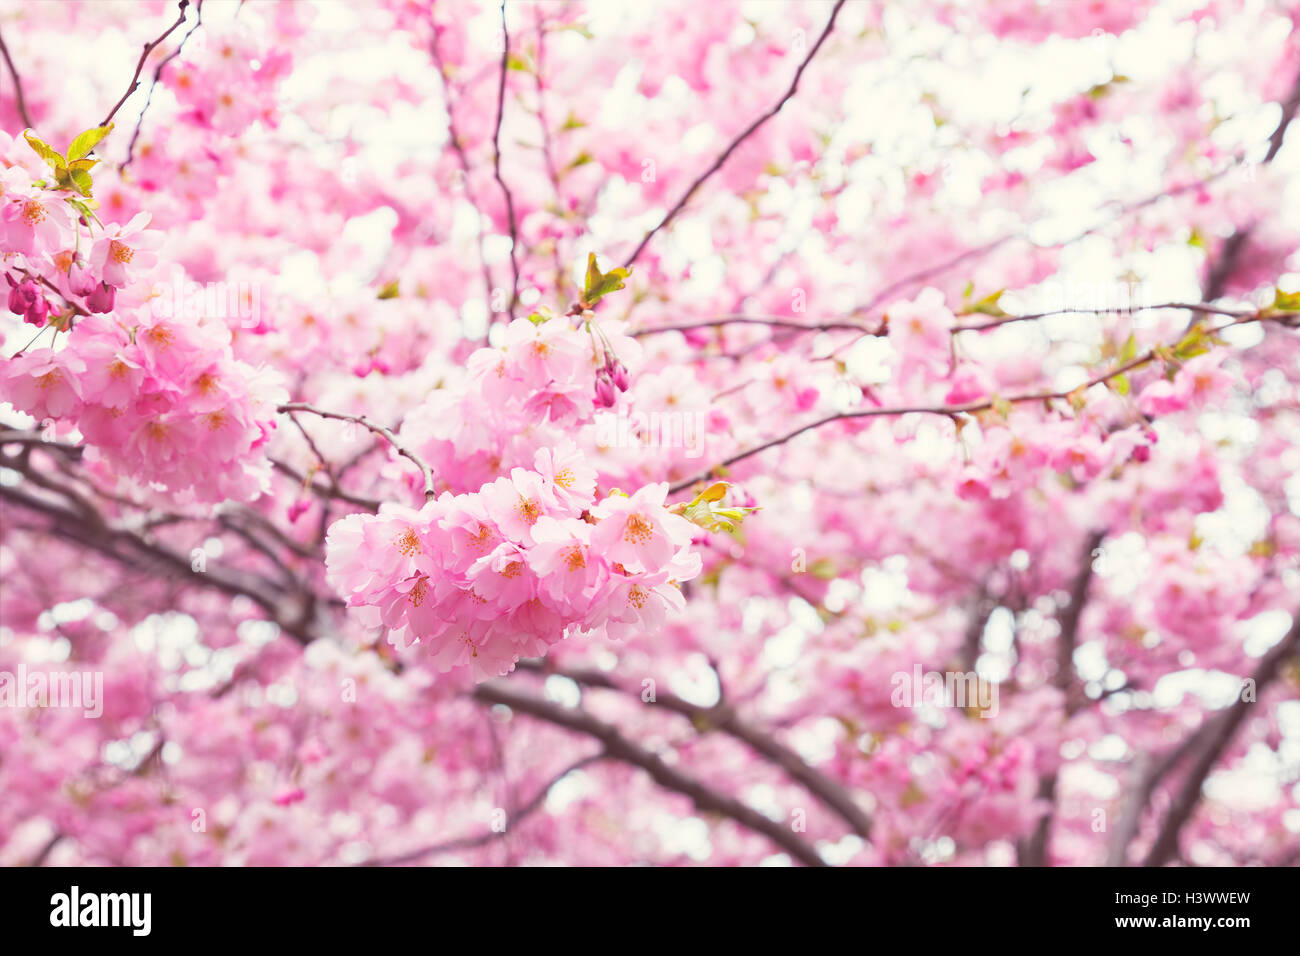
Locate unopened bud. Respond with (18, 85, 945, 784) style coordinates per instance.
(86, 281, 116, 314)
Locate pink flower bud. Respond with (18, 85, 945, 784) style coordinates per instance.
(24, 293, 49, 326)
(8, 278, 37, 316)
(86, 282, 116, 314)
(594, 374, 616, 408)
(610, 360, 630, 392)
(68, 261, 98, 297)
(273, 787, 306, 806)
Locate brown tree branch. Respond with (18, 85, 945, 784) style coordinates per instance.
(428, 15, 497, 335)
(519, 661, 872, 839)
(621, 0, 847, 269)
(1142, 612, 1300, 867)
(491, 0, 521, 322)
(1200, 69, 1300, 301)
(472, 682, 827, 865)
(277, 402, 436, 500)
(1017, 530, 1104, 867)
(668, 312, 1272, 495)
(0, 27, 34, 129)
(101, 0, 192, 127)
(122, 0, 204, 171)
(361, 753, 606, 866)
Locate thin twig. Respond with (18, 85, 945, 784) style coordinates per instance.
(0, 27, 34, 129)
(100, 0, 191, 128)
(122, 0, 204, 171)
(621, 0, 846, 269)
(429, 14, 497, 339)
(277, 403, 437, 500)
(491, 0, 521, 322)
(360, 753, 605, 866)
(668, 312, 1269, 494)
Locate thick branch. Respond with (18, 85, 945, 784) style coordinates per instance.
(1142, 612, 1300, 867)
(473, 683, 827, 866)
(0, 470, 324, 646)
(1017, 529, 1104, 867)
(520, 661, 872, 839)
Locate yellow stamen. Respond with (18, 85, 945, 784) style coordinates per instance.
(624, 513, 653, 545)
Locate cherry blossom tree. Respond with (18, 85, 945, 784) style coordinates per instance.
(1, 0, 1298, 867)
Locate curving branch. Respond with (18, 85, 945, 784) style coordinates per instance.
(621, 0, 847, 269)
(519, 660, 872, 839)
(361, 753, 606, 866)
(667, 311, 1273, 495)
(1201, 68, 1300, 301)
(852, 164, 1243, 322)
(100, 0, 192, 127)
(634, 315, 872, 338)
(0, 26, 34, 129)
(1017, 529, 1104, 867)
(473, 682, 828, 866)
(1142, 612, 1300, 867)
(121, 0, 204, 171)
(491, 0, 521, 322)
(277, 402, 437, 500)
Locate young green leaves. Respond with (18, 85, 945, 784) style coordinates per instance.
(581, 252, 632, 309)
(23, 124, 113, 198)
(677, 481, 756, 535)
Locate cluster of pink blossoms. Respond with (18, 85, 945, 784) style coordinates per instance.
(1, 130, 284, 502)
(325, 448, 701, 681)
(3, 311, 284, 502)
(401, 315, 642, 494)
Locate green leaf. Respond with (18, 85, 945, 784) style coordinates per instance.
(808, 558, 837, 580)
(23, 131, 65, 173)
(555, 22, 594, 39)
(66, 123, 113, 162)
(68, 168, 94, 196)
(505, 52, 532, 73)
(560, 112, 586, 131)
(376, 280, 400, 299)
(1118, 332, 1138, 363)
(1172, 324, 1211, 360)
(967, 289, 1006, 318)
(581, 252, 632, 307)
(678, 481, 756, 534)
(565, 151, 594, 171)
(1268, 287, 1300, 313)
(1108, 372, 1130, 396)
